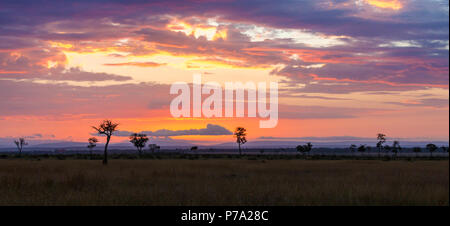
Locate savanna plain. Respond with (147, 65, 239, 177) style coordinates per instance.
(0, 158, 448, 206)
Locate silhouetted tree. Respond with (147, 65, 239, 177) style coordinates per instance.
(92, 120, 119, 165)
(376, 133, 386, 158)
(148, 143, 160, 154)
(392, 140, 402, 158)
(440, 146, 449, 153)
(357, 145, 366, 156)
(87, 137, 98, 159)
(129, 133, 149, 156)
(426, 143, 438, 158)
(296, 142, 313, 156)
(234, 127, 247, 156)
(412, 147, 421, 157)
(190, 146, 198, 152)
(14, 137, 28, 157)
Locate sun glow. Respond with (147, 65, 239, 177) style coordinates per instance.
(49, 41, 73, 49)
(167, 20, 227, 41)
(364, 0, 403, 10)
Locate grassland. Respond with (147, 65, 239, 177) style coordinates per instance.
(0, 158, 448, 206)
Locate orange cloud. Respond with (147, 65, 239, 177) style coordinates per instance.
(103, 61, 167, 67)
(0, 70, 27, 74)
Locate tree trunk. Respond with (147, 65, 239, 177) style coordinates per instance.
(103, 136, 110, 165)
(238, 143, 241, 156)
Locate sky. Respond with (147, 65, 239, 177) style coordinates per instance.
(0, 0, 448, 146)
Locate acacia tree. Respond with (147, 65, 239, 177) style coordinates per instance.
(426, 143, 438, 158)
(296, 142, 313, 157)
(129, 133, 149, 156)
(92, 120, 119, 165)
(87, 137, 98, 159)
(376, 133, 386, 158)
(234, 127, 247, 156)
(392, 141, 402, 158)
(14, 137, 28, 157)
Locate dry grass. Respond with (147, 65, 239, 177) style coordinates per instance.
(0, 159, 448, 205)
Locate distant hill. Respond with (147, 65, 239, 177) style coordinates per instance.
(210, 140, 450, 149)
(0, 137, 447, 152)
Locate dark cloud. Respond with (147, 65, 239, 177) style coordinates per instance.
(114, 124, 232, 137)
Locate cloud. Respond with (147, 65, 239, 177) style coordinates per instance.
(278, 104, 380, 119)
(45, 68, 133, 81)
(103, 62, 167, 67)
(0, 0, 447, 94)
(384, 98, 449, 108)
(0, 79, 172, 118)
(114, 124, 232, 137)
(258, 136, 373, 141)
(287, 94, 350, 100)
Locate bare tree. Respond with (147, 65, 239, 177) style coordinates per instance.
(14, 137, 28, 157)
(426, 143, 438, 158)
(92, 120, 119, 165)
(87, 137, 98, 159)
(129, 133, 149, 156)
(234, 127, 247, 156)
(376, 133, 386, 158)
